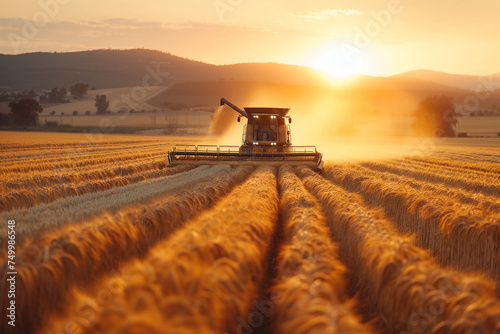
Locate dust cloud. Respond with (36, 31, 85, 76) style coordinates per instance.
(288, 100, 418, 162)
(208, 104, 246, 146)
(210, 105, 241, 135)
(207, 85, 422, 161)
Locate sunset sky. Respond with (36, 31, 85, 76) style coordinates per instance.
(1, 0, 499, 77)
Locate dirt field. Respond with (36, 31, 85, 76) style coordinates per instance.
(0, 132, 499, 333)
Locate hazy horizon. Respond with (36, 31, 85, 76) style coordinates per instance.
(1, 48, 499, 79)
(1, 0, 499, 78)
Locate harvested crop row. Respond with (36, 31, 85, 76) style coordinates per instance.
(0, 150, 166, 175)
(361, 160, 500, 197)
(0, 142, 162, 166)
(300, 167, 500, 334)
(270, 166, 371, 334)
(324, 163, 500, 214)
(324, 163, 500, 279)
(0, 164, 194, 212)
(0, 148, 166, 174)
(0, 141, 166, 163)
(432, 150, 500, 164)
(0, 164, 253, 334)
(389, 158, 500, 185)
(0, 159, 167, 193)
(324, 163, 500, 281)
(407, 156, 500, 174)
(0, 153, 166, 186)
(1, 143, 161, 167)
(0, 139, 156, 152)
(42, 166, 279, 334)
(0, 165, 232, 248)
(394, 157, 500, 182)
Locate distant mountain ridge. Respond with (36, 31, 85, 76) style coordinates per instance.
(0, 49, 332, 91)
(0, 49, 498, 93)
(393, 69, 500, 91)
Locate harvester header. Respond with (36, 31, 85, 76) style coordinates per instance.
(167, 98, 324, 171)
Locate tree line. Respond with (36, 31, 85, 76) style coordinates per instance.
(0, 83, 92, 103)
(0, 82, 113, 126)
(0, 92, 462, 137)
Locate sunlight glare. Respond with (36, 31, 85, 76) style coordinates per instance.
(312, 47, 364, 78)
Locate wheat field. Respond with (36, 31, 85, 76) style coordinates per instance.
(1, 132, 499, 334)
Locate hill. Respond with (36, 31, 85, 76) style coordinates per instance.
(393, 69, 500, 91)
(149, 79, 480, 112)
(148, 79, 489, 137)
(2, 48, 499, 96)
(0, 49, 332, 91)
(2, 48, 500, 131)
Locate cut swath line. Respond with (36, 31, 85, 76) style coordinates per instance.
(300, 166, 500, 333)
(0, 165, 231, 238)
(0, 164, 192, 212)
(1, 165, 254, 334)
(44, 166, 279, 334)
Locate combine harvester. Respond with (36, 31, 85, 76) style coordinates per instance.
(167, 98, 324, 171)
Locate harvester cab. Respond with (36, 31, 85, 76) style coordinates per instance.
(225, 98, 291, 153)
(167, 98, 324, 172)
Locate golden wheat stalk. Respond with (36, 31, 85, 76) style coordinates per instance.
(323, 162, 500, 281)
(360, 160, 500, 196)
(1, 165, 253, 334)
(0, 160, 166, 193)
(43, 166, 278, 334)
(0, 150, 165, 175)
(270, 165, 372, 334)
(0, 164, 194, 212)
(300, 166, 500, 334)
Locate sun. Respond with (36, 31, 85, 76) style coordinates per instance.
(311, 47, 364, 78)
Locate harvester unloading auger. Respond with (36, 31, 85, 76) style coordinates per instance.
(167, 98, 324, 171)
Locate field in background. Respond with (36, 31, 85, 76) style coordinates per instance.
(36, 111, 500, 137)
(458, 116, 500, 135)
(0, 79, 497, 137)
(0, 132, 499, 334)
(39, 110, 213, 134)
(24, 80, 498, 137)
(41, 86, 165, 115)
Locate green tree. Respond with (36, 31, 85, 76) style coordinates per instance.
(412, 95, 458, 137)
(70, 83, 89, 99)
(8, 98, 43, 126)
(95, 94, 109, 114)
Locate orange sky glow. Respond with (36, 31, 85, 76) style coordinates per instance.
(1, 0, 499, 77)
